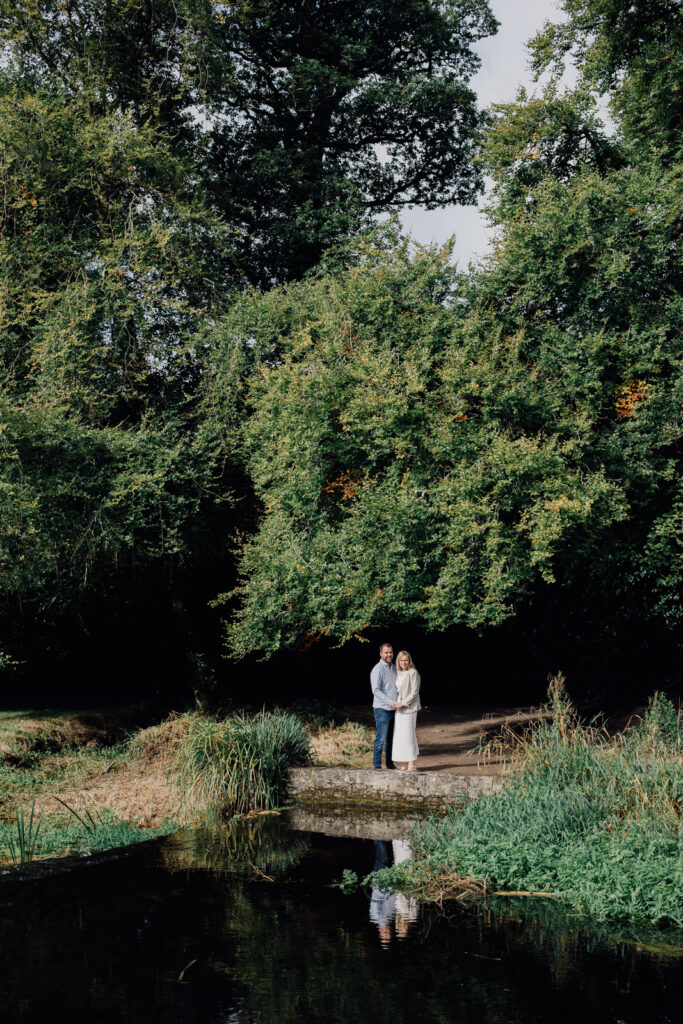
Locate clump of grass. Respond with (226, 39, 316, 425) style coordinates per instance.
(126, 713, 192, 762)
(377, 679, 683, 925)
(4, 801, 42, 865)
(175, 709, 312, 820)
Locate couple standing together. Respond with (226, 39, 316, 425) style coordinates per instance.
(370, 642, 421, 771)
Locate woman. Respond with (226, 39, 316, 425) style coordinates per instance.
(392, 650, 421, 771)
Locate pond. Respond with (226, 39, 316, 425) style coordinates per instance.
(0, 805, 680, 1023)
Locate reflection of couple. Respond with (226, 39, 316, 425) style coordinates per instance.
(369, 839, 420, 947)
(370, 642, 421, 771)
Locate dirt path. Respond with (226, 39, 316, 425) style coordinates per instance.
(412, 705, 539, 774)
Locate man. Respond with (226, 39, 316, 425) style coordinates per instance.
(370, 642, 397, 770)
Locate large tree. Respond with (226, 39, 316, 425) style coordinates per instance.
(530, 0, 682, 162)
(197, 0, 497, 284)
(0, 0, 498, 287)
(212, 196, 681, 660)
(0, 86, 234, 676)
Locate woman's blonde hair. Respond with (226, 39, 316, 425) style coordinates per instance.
(395, 650, 416, 671)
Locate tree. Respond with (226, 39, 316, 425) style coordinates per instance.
(529, 0, 682, 162)
(197, 0, 498, 284)
(0, 86, 232, 422)
(0, 86, 233, 673)
(214, 159, 681, 660)
(0, 0, 499, 680)
(481, 85, 623, 223)
(0, 1, 499, 287)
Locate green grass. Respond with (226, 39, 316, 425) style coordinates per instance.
(0, 745, 132, 822)
(0, 707, 180, 866)
(175, 709, 312, 820)
(0, 804, 176, 865)
(4, 801, 43, 864)
(375, 683, 683, 926)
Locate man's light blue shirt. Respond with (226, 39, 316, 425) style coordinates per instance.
(370, 660, 398, 710)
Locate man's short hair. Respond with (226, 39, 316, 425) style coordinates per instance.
(379, 641, 393, 653)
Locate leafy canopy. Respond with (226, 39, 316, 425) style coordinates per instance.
(0, 0, 499, 286)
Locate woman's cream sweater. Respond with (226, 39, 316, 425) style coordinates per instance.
(396, 668, 421, 713)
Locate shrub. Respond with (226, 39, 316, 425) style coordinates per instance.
(175, 710, 312, 820)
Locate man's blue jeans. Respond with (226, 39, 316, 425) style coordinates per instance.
(373, 708, 395, 769)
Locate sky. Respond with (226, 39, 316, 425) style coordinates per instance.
(400, 0, 576, 266)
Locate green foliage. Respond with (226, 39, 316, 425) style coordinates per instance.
(195, 0, 497, 284)
(0, 0, 680, 688)
(331, 868, 360, 893)
(0, 0, 497, 287)
(377, 688, 683, 924)
(529, 0, 682, 162)
(214, 169, 682, 655)
(206, 0, 681, 663)
(175, 710, 312, 819)
(0, 2, 499, 676)
(482, 85, 624, 221)
(0, 89, 229, 416)
(0, 79, 236, 661)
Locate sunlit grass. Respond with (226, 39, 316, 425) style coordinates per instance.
(311, 720, 374, 767)
(0, 802, 176, 866)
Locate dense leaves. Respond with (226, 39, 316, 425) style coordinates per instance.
(529, 0, 683, 162)
(212, 7, 682, 659)
(216, 187, 682, 656)
(196, 0, 497, 283)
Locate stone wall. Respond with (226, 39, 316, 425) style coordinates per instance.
(283, 805, 430, 840)
(288, 767, 503, 809)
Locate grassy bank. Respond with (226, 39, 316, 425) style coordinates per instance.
(0, 707, 187, 866)
(0, 704, 372, 867)
(376, 683, 683, 926)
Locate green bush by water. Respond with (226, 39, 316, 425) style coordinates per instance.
(175, 709, 312, 820)
(377, 685, 683, 925)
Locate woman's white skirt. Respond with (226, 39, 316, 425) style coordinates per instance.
(392, 711, 419, 761)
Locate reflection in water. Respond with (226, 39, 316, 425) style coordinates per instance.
(163, 814, 310, 878)
(0, 810, 680, 1024)
(370, 838, 420, 948)
(393, 840, 420, 939)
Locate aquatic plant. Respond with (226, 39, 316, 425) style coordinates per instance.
(377, 682, 683, 925)
(5, 801, 42, 865)
(175, 710, 312, 819)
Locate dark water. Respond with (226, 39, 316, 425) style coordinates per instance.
(0, 809, 681, 1023)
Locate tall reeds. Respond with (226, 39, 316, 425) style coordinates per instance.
(175, 709, 312, 820)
